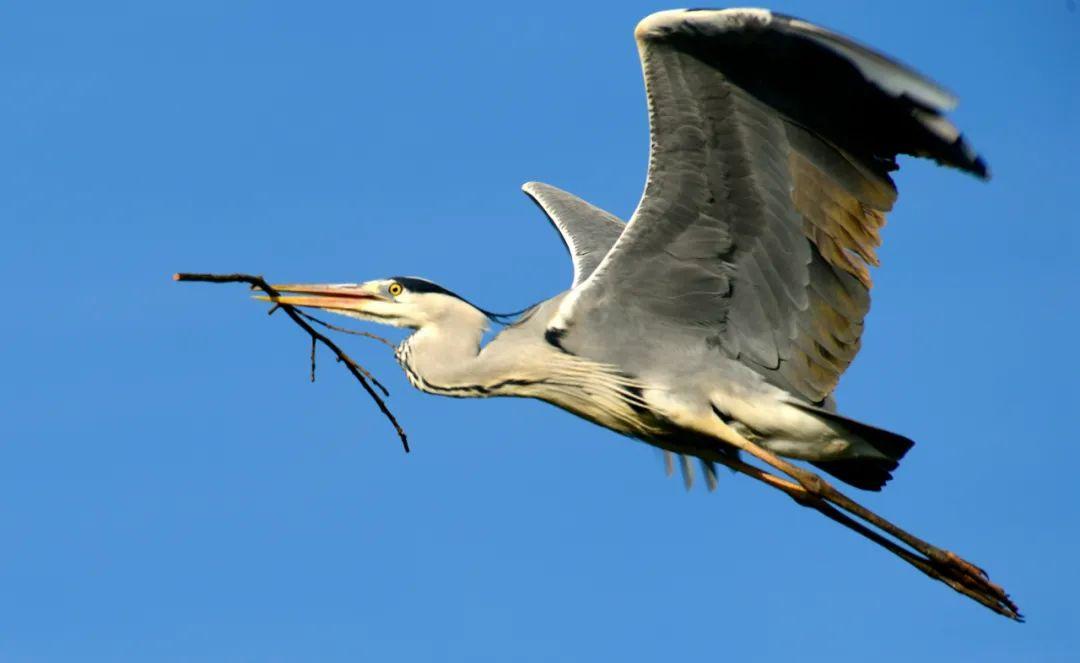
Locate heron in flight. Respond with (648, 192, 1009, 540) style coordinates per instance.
(259, 9, 1018, 618)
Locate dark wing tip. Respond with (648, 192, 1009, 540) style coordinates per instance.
(924, 129, 990, 180)
(958, 135, 991, 180)
(635, 8, 991, 180)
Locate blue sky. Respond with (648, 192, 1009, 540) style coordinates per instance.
(2, 1, 1078, 660)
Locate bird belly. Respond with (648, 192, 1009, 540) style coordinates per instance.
(538, 388, 655, 438)
(709, 388, 869, 461)
(636, 380, 866, 462)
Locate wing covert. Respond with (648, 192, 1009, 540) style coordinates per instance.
(554, 9, 987, 403)
(522, 181, 625, 287)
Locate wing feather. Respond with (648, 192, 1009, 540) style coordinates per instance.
(522, 181, 625, 287)
(552, 9, 986, 403)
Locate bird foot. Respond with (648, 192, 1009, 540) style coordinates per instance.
(926, 547, 1022, 620)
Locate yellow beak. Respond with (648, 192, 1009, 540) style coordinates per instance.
(252, 283, 385, 313)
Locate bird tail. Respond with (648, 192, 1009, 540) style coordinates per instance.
(788, 401, 915, 492)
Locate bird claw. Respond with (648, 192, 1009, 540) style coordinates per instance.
(928, 548, 1022, 620)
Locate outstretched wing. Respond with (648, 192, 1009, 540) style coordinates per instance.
(522, 181, 625, 287)
(553, 9, 986, 404)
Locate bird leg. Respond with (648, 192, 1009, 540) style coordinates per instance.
(702, 423, 1021, 620)
(706, 452, 1022, 620)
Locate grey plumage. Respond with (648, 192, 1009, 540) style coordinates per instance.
(522, 182, 625, 287)
(257, 9, 1028, 621)
(555, 9, 981, 409)
(266, 8, 986, 492)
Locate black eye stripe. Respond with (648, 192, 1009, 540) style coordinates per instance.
(385, 276, 526, 324)
(389, 276, 464, 299)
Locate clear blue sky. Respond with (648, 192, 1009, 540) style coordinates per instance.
(3, 1, 1077, 661)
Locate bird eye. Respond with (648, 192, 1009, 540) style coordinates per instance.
(388, 282, 404, 297)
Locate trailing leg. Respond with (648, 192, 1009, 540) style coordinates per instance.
(696, 416, 1021, 619)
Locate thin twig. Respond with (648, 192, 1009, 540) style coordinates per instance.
(173, 271, 409, 452)
(330, 354, 391, 397)
(291, 310, 393, 394)
(295, 309, 397, 349)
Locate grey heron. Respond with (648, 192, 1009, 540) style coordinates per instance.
(257, 9, 1018, 618)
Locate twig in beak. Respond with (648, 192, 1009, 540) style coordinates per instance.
(295, 309, 397, 349)
(173, 271, 409, 452)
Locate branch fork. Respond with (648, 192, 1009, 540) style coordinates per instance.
(174, 272, 409, 452)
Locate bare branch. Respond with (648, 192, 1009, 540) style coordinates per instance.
(295, 309, 397, 349)
(173, 272, 409, 452)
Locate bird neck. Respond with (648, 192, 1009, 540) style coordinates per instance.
(396, 311, 507, 396)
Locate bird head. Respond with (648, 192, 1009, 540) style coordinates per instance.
(254, 276, 487, 330)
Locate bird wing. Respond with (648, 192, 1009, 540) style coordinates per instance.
(522, 181, 626, 287)
(552, 9, 986, 403)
